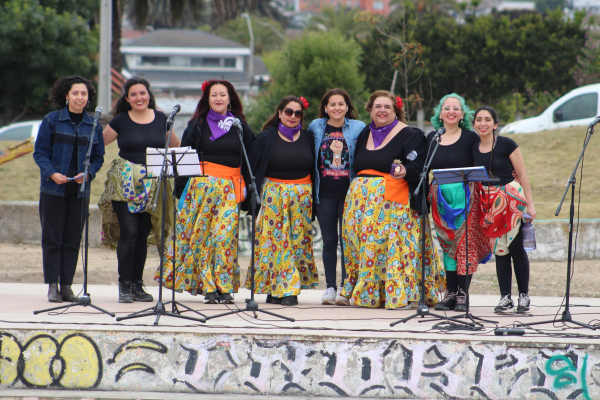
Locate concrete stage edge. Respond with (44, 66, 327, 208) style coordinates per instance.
(1, 283, 600, 399)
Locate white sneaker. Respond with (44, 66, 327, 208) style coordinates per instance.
(335, 286, 350, 306)
(400, 301, 418, 310)
(321, 287, 336, 305)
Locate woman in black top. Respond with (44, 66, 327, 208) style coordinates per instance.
(99, 76, 180, 303)
(472, 106, 536, 314)
(157, 80, 255, 304)
(427, 93, 491, 312)
(338, 90, 444, 309)
(246, 95, 318, 306)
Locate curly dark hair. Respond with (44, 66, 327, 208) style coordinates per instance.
(262, 96, 305, 131)
(318, 88, 358, 119)
(113, 76, 157, 115)
(190, 80, 245, 125)
(49, 76, 96, 108)
(365, 90, 405, 122)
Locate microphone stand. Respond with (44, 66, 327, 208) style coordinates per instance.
(204, 122, 294, 322)
(517, 125, 596, 331)
(116, 113, 206, 325)
(391, 134, 468, 327)
(35, 110, 114, 317)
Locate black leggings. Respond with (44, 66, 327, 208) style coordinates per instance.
(446, 270, 472, 294)
(315, 196, 346, 289)
(495, 225, 530, 297)
(112, 201, 153, 283)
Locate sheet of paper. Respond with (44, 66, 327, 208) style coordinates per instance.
(146, 147, 202, 177)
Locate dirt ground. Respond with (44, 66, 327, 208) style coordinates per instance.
(1, 242, 598, 299)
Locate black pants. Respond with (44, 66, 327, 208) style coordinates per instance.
(495, 225, 530, 297)
(315, 196, 346, 289)
(39, 184, 84, 285)
(446, 270, 472, 294)
(112, 201, 153, 283)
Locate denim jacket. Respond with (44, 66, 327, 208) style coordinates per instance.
(308, 117, 366, 204)
(33, 107, 105, 198)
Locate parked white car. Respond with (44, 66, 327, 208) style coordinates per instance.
(500, 83, 600, 134)
(0, 120, 42, 141)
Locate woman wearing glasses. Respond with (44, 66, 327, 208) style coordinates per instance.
(308, 88, 365, 306)
(246, 95, 318, 306)
(338, 90, 444, 309)
(427, 93, 491, 312)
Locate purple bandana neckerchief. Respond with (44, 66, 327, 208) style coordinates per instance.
(207, 109, 236, 141)
(279, 122, 301, 142)
(370, 119, 399, 148)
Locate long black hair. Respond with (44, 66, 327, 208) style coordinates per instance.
(49, 76, 96, 108)
(474, 106, 499, 135)
(113, 76, 157, 115)
(262, 96, 305, 131)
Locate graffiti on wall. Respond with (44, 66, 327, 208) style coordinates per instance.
(1, 330, 599, 399)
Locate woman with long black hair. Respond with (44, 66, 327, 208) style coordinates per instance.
(99, 76, 180, 303)
(33, 76, 105, 303)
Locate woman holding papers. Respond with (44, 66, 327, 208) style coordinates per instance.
(246, 95, 318, 306)
(99, 76, 180, 303)
(426, 93, 491, 312)
(157, 79, 255, 304)
(337, 90, 444, 309)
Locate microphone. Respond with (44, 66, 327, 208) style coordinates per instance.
(588, 115, 600, 128)
(232, 118, 243, 131)
(93, 106, 103, 121)
(432, 127, 446, 140)
(167, 104, 181, 124)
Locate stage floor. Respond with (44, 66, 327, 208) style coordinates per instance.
(2, 282, 599, 342)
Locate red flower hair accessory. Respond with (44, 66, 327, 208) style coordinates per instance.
(201, 80, 210, 92)
(396, 97, 403, 109)
(299, 97, 309, 109)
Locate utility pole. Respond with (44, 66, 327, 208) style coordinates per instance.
(241, 13, 254, 94)
(98, 0, 112, 113)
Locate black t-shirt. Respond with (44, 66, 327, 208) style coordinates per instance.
(353, 127, 417, 173)
(473, 135, 519, 186)
(318, 124, 350, 198)
(68, 111, 84, 173)
(266, 131, 314, 180)
(197, 121, 243, 168)
(109, 110, 168, 164)
(426, 129, 480, 171)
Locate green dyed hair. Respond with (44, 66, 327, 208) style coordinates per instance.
(430, 93, 474, 131)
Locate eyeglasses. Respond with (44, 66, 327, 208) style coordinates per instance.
(442, 106, 462, 112)
(283, 108, 303, 118)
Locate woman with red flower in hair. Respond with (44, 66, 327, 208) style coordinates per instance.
(338, 90, 445, 309)
(155, 80, 255, 304)
(245, 95, 319, 306)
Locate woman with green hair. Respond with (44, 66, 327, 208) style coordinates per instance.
(426, 93, 491, 312)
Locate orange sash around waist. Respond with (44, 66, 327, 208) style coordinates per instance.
(200, 161, 246, 203)
(358, 169, 409, 205)
(267, 174, 312, 185)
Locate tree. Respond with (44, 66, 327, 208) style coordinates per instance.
(306, 5, 370, 39)
(215, 15, 286, 55)
(0, 0, 98, 126)
(247, 30, 366, 132)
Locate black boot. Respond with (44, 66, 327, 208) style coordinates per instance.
(266, 294, 282, 304)
(119, 281, 133, 303)
(281, 295, 298, 306)
(204, 292, 219, 304)
(218, 292, 234, 304)
(454, 289, 468, 312)
(60, 285, 79, 302)
(433, 291, 457, 310)
(132, 281, 153, 302)
(48, 283, 62, 303)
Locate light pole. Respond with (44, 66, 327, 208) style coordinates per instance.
(98, 0, 112, 113)
(241, 13, 254, 93)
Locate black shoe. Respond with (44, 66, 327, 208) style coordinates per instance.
(516, 293, 530, 313)
(132, 281, 154, 302)
(219, 292, 234, 304)
(454, 289, 468, 312)
(48, 283, 63, 303)
(59, 285, 79, 302)
(281, 295, 298, 306)
(434, 291, 457, 310)
(119, 282, 133, 303)
(204, 292, 219, 304)
(266, 294, 282, 304)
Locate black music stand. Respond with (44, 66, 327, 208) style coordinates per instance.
(116, 122, 206, 325)
(204, 122, 294, 322)
(431, 166, 497, 327)
(516, 125, 596, 331)
(35, 113, 114, 317)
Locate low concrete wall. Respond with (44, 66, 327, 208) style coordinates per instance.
(0, 328, 598, 399)
(1, 200, 598, 261)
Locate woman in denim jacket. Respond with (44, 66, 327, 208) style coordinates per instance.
(33, 76, 105, 303)
(308, 88, 365, 306)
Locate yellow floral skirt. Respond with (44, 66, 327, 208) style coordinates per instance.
(155, 175, 240, 295)
(245, 179, 319, 297)
(341, 177, 445, 309)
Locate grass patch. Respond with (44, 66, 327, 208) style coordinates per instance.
(1, 126, 598, 220)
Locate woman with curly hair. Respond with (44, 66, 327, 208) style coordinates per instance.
(337, 90, 444, 310)
(156, 80, 255, 304)
(246, 95, 319, 306)
(99, 76, 180, 303)
(427, 93, 491, 312)
(33, 76, 105, 303)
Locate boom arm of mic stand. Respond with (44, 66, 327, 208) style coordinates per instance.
(555, 125, 595, 216)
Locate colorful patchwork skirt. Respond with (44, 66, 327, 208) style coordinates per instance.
(341, 177, 445, 309)
(245, 179, 319, 297)
(155, 175, 241, 295)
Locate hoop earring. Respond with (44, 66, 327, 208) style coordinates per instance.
(228, 103, 231, 111)
(66, 100, 69, 106)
